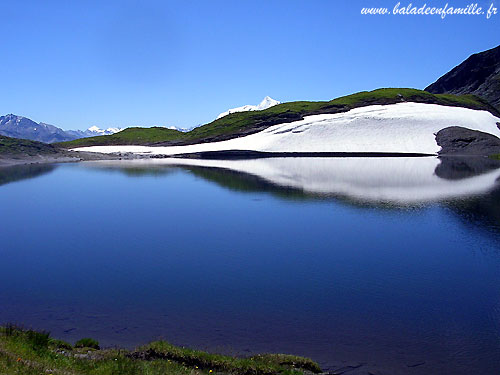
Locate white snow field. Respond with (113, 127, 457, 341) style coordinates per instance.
(72, 103, 500, 156)
(83, 157, 500, 204)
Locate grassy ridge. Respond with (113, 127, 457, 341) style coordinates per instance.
(58, 88, 499, 148)
(0, 135, 60, 156)
(57, 127, 186, 147)
(0, 325, 321, 375)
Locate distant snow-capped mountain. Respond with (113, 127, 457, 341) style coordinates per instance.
(84, 126, 123, 136)
(0, 114, 123, 143)
(166, 126, 192, 132)
(0, 114, 74, 143)
(216, 96, 280, 119)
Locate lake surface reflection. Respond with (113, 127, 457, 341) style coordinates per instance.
(1, 157, 499, 375)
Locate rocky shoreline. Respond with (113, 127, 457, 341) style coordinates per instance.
(0, 150, 144, 167)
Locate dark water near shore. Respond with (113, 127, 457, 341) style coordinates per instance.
(1, 158, 500, 375)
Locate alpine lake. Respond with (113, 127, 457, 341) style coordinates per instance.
(1, 156, 499, 375)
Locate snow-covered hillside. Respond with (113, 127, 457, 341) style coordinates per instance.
(216, 96, 280, 119)
(72, 103, 500, 156)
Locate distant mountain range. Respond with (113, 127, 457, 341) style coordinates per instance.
(216, 96, 280, 119)
(2, 96, 279, 143)
(166, 126, 193, 132)
(0, 114, 123, 144)
(0, 114, 197, 144)
(84, 126, 123, 137)
(426, 45, 500, 111)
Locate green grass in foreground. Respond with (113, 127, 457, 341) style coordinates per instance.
(0, 325, 321, 375)
(58, 88, 499, 148)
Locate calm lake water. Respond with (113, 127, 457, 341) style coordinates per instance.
(1, 157, 500, 375)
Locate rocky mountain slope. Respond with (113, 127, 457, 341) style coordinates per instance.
(426, 45, 500, 110)
(0, 114, 73, 143)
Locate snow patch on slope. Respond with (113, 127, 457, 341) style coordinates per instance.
(216, 96, 280, 119)
(72, 103, 500, 156)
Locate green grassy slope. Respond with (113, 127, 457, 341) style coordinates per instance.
(59, 88, 500, 148)
(57, 127, 186, 147)
(0, 325, 320, 375)
(0, 135, 61, 156)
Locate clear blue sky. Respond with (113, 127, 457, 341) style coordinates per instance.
(1, 0, 498, 130)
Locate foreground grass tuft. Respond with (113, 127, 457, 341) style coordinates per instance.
(75, 337, 100, 350)
(135, 341, 321, 375)
(0, 325, 321, 375)
(25, 329, 50, 351)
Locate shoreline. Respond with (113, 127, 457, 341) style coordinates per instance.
(0, 324, 323, 375)
(2, 149, 499, 169)
(0, 151, 143, 168)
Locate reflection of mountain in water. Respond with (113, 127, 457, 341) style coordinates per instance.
(434, 156, 500, 180)
(84, 157, 500, 204)
(83, 157, 500, 234)
(433, 157, 500, 236)
(0, 164, 56, 186)
(445, 185, 500, 237)
(84, 165, 175, 178)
